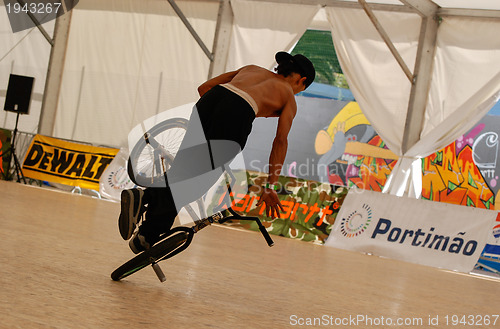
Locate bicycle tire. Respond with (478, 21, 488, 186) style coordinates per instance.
(111, 231, 188, 281)
(128, 117, 189, 187)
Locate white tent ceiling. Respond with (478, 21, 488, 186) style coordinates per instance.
(1, 0, 500, 198)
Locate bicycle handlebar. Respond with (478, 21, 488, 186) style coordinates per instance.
(223, 208, 274, 247)
(256, 219, 274, 247)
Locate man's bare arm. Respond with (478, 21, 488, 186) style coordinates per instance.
(268, 102, 296, 185)
(257, 100, 296, 218)
(197, 68, 241, 97)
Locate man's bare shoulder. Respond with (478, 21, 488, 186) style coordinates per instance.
(232, 65, 289, 90)
(234, 65, 275, 78)
(239, 64, 268, 72)
(227, 65, 295, 118)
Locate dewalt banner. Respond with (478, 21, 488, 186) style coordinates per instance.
(22, 135, 119, 190)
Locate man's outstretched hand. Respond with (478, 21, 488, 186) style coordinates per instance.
(256, 188, 284, 218)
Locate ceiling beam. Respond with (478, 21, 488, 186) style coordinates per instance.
(438, 8, 500, 20)
(166, 0, 214, 61)
(358, 0, 414, 82)
(69, 0, 500, 20)
(16, 0, 54, 46)
(239, 0, 414, 13)
(229, 0, 500, 19)
(399, 0, 439, 17)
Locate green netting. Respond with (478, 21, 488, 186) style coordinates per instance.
(291, 30, 349, 89)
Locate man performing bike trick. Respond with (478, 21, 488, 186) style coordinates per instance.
(119, 51, 315, 253)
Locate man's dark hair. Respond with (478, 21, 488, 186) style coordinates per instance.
(274, 52, 315, 89)
(275, 60, 298, 78)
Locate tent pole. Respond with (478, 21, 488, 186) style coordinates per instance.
(208, 0, 233, 79)
(38, 8, 73, 136)
(401, 13, 439, 155)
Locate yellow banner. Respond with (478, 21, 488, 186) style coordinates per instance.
(22, 135, 119, 190)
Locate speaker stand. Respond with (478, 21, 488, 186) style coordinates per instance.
(3, 112, 27, 184)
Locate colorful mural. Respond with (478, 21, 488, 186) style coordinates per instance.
(209, 171, 348, 244)
(422, 140, 495, 209)
(314, 102, 398, 190)
(312, 102, 500, 211)
(422, 119, 499, 210)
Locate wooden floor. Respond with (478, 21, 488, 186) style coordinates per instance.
(1, 180, 499, 329)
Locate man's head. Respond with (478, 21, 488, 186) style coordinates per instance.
(275, 52, 315, 90)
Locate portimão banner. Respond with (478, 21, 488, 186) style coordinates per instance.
(22, 135, 119, 190)
(325, 189, 496, 272)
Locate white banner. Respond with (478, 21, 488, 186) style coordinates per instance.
(325, 190, 496, 272)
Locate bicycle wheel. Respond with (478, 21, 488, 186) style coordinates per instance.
(128, 117, 188, 187)
(111, 231, 188, 281)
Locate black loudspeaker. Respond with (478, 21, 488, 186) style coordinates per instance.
(4, 74, 35, 115)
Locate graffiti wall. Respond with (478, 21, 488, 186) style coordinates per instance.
(422, 116, 500, 210)
(213, 171, 348, 244)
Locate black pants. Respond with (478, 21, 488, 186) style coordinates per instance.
(139, 86, 256, 243)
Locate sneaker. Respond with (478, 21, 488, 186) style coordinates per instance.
(118, 188, 145, 240)
(129, 231, 151, 254)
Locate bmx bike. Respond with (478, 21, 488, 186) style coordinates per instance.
(111, 116, 274, 282)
